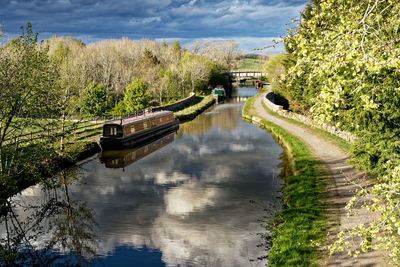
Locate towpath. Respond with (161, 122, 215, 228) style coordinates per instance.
(251, 90, 387, 266)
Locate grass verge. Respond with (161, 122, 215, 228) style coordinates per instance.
(243, 95, 327, 266)
(174, 95, 215, 121)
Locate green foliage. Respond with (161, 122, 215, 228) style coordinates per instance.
(142, 49, 160, 65)
(262, 53, 287, 97)
(283, 0, 400, 129)
(111, 100, 126, 115)
(208, 63, 226, 88)
(0, 23, 58, 119)
(0, 23, 60, 203)
(124, 78, 151, 112)
(180, 52, 212, 92)
(157, 69, 181, 104)
(50, 40, 70, 65)
(281, 0, 400, 261)
(81, 82, 108, 116)
(172, 40, 181, 53)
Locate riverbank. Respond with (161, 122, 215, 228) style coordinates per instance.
(175, 95, 215, 121)
(243, 94, 327, 266)
(246, 88, 386, 266)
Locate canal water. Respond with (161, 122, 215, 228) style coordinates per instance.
(0, 87, 284, 266)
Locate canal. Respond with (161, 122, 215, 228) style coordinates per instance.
(0, 87, 284, 266)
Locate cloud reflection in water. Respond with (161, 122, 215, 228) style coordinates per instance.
(1, 100, 284, 266)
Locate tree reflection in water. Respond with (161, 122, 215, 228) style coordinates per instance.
(0, 168, 98, 266)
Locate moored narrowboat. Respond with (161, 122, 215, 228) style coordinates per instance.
(99, 110, 179, 150)
(212, 85, 226, 102)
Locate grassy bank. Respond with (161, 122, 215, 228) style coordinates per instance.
(243, 96, 327, 266)
(174, 95, 215, 121)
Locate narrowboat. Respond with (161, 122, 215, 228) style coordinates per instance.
(99, 131, 175, 168)
(99, 110, 179, 150)
(212, 85, 226, 102)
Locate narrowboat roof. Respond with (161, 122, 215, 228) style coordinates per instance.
(106, 110, 173, 126)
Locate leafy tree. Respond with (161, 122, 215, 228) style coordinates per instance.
(0, 23, 59, 209)
(208, 63, 226, 87)
(179, 52, 211, 93)
(81, 82, 108, 116)
(111, 100, 126, 115)
(124, 78, 151, 112)
(172, 40, 181, 55)
(281, 0, 400, 261)
(262, 53, 286, 95)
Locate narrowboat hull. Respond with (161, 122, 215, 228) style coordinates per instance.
(99, 131, 175, 168)
(213, 94, 225, 102)
(99, 119, 179, 150)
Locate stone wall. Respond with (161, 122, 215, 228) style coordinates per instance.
(152, 92, 196, 112)
(264, 92, 355, 142)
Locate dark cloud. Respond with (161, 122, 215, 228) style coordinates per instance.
(0, 0, 307, 52)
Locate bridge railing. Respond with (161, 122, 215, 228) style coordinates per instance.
(225, 70, 266, 78)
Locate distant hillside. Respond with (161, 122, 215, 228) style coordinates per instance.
(233, 54, 268, 70)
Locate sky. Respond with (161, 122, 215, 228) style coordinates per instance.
(0, 0, 308, 54)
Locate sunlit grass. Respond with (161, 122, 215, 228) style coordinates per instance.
(234, 58, 261, 70)
(174, 95, 215, 118)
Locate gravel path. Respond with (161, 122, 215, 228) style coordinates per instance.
(252, 91, 387, 266)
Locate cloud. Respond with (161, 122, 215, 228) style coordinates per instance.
(0, 0, 307, 52)
(128, 16, 161, 25)
(164, 181, 218, 216)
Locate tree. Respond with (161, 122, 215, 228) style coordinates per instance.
(111, 100, 126, 115)
(81, 82, 108, 116)
(201, 41, 240, 69)
(172, 40, 181, 54)
(281, 0, 400, 262)
(124, 78, 151, 112)
(262, 53, 286, 93)
(180, 52, 211, 93)
(0, 23, 59, 209)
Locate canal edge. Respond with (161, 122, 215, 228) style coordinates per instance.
(242, 94, 332, 266)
